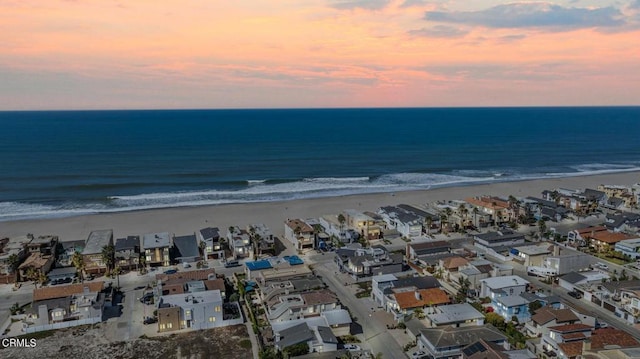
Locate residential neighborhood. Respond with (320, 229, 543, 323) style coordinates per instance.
(2, 181, 640, 359)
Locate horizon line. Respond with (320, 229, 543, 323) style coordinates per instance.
(1, 105, 640, 113)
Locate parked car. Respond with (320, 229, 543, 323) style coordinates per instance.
(344, 344, 361, 351)
(568, 291, 582, 299)
(412, 351, 428, 359)
(143, 316, 157, 325)
(224, 260, 240, 268)
(139, 293, 154, 304)
(164, 269, 178, 275)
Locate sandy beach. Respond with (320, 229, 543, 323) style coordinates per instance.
(2, 171, 639, 241)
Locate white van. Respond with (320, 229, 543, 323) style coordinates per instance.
(182, 262, 191, 269)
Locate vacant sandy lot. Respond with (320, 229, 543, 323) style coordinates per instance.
(1, 323, 253, 359)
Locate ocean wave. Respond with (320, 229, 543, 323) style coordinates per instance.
(3, 164, 640, 221)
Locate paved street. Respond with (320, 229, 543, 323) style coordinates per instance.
(314, 260, 406, 359)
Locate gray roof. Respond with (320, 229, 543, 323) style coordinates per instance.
(115, 236, 140, 252)
(321, 309, 352, 326)
(428, 303, 484, 324)
(496, 295, 530, 307)
(560, 272, 587, 284)
(398, 204, 440, 220)
(405, 317, 427, 336)
(290, 277, 325, 292)
(317, 326, 338, 344)
(173, 234, 200, 259)
(199, 227, 220, 240)
(379, 205, 422, 224)
(277, 322, 315, 349)
(602, 280, 640, 293)
(481, 276, 529, 289)
(420, 325, 506, 349)
(583, 189, 606, 200)
(143, 232, 171, 249)
(383, 276, 440, 294)
(83, 230, 113, 255)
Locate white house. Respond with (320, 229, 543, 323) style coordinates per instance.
(480, 275, 529, 299)
(378, 206, 423, 238)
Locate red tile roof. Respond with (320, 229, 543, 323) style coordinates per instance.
(33, 281, 104, 302)
(558, 328, 639, 358)
(394, 288, 450, 310)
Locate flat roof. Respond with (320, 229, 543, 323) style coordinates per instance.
(428, 303, 484, 324)
(496, 295, 530, 307)
(481, 276, 529, 289)
(514, 244, 552, 256)
(142, 232, 171, 249)
(160, 289, 221, 307)
(83, 229, 113, 255)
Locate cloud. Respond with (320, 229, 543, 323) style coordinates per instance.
(409, 25, 469, 38)
(631, 0, 640, 9)
(400, 0, 430, 8)
(424, 2, 625, 31)
(330, 0, 390, 10)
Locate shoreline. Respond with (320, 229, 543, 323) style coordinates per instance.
(1, 171, 639, 241)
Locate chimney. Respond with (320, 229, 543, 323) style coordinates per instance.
(415, 291, 422, 301)
(553, 245, 560, 256)
(582, 339, 591, 353)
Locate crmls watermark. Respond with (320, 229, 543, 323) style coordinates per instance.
(1, 338, 37, 348)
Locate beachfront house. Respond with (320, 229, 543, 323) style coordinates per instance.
(378, 205, 423, 238)
(82, 230, 113, 275)
(56, 240, 85, 268)
(143, 232, 172, 267)
(248, 224, 276, 257)
(0, 235, 31, 284)
(343, 209, 383, 240)
(406, 240, 451, 262)
(227, 226, 252, 259)
(197, 227, 224, 259)
(172, 233, 201, 265)
(114, 236, 140, 271)
(284, 219, 315, 251)
(17, 235, 58, 282)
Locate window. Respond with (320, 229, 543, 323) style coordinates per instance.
(185, 310, 191, 316)
(209, 316, 216, 322)
(215, 306, 221, 312)
(160, 324, 165, 330)
(167, 323, 172, 329)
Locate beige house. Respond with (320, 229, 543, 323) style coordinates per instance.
(284, 219, 315, 250)
(143, 232, 171, 267)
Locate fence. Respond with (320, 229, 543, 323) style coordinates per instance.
(23, 317, 102, 333)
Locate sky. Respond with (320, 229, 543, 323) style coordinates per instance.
(1, 0, 639, 110)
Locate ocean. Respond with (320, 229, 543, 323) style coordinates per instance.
(1, 107, 639, 221)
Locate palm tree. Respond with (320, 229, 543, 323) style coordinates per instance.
(472, 207, 480, 228)
(337, 213, 346, 238)
(440, 213, 448, 233)
(25, 267, 40, 288)
(7, 253, 20, 274)
(458, 204, 468, 228)
(101, 244, 115, 272)
(71, 251, 85, 283)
